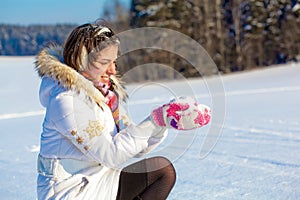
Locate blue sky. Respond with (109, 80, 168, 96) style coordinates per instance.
(1, 0, 130, 25)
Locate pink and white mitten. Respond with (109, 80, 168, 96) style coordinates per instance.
(151, 96, 211, 130)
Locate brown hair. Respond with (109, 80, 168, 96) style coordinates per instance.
(63, 21, 120, 71)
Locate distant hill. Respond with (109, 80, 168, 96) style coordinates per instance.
(0, 24, 77, 55)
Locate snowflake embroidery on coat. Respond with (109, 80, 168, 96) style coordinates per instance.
(84, 120, 104, 139)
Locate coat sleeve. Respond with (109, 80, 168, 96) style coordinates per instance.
(49, 92, 166, 168)
(118, 103, 169, 157)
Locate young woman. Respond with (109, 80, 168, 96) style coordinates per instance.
(35, 21, 211, 200)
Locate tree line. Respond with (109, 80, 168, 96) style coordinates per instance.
(129, 0, 300, 77)
(0, 24, 77, 55)
(1, 0, 300, 81)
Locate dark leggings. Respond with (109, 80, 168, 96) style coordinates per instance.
(116, 156, 176, 200)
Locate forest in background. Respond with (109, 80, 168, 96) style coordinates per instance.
(1, 0, 300, 81)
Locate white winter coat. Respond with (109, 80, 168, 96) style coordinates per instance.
(35, 46, 167, 200)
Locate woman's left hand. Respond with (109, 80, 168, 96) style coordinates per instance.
(151, 96, 211, 130)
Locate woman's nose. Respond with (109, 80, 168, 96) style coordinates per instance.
(107, 62, 117, 75)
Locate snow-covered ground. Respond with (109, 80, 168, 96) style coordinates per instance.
(0, 56, 299, 200)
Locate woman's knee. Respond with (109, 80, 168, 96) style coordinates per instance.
(164, 159, 176, 185)
(148, 156, 176, 183)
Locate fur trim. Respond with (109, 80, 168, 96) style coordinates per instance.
(35, 45, 127, 106)
(110, 75, 128, 101)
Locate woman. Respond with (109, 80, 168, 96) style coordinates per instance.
(35, 21, 211, 200)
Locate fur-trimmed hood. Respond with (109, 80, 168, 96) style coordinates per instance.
(35, 45, 127, 107)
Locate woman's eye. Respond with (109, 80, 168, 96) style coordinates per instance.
(94, 61, 108, 65)
(96, 60, 107, 64)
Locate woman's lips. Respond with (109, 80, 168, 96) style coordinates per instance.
(101, 76, 110, 82)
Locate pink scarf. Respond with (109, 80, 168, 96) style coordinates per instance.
(81, 72, 119, 130)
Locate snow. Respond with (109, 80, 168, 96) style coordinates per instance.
(0, 56, 299, 199)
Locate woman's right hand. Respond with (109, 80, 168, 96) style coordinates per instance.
(151, 96, 211, 130)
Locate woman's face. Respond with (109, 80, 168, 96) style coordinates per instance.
(84, 45, 118, 85)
